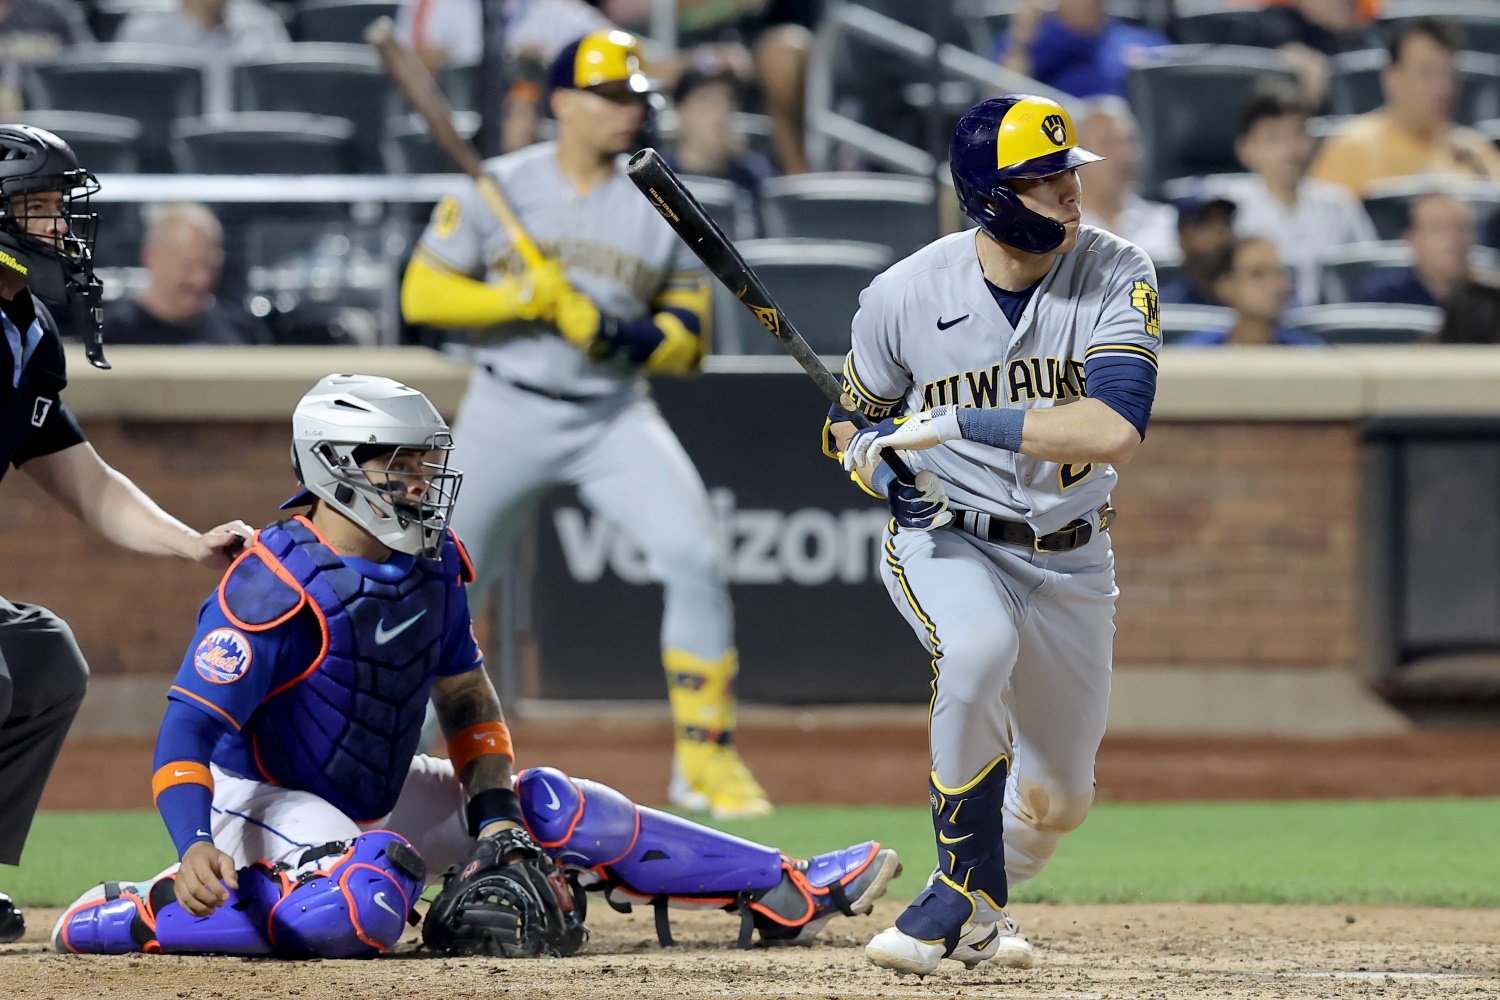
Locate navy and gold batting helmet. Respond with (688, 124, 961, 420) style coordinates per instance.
(548, 30, 657, 98)
(950, 95, 1103, 254)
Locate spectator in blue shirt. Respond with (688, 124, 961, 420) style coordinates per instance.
(1177, 236, 1326, 346)
(990, 0, 1169, 99)
(1360, 191, 1500, 343)
(1160, 193, 1237, 306)
(662, 65, 776, 234)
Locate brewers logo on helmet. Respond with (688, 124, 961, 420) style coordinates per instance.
(950, 95, 1103, 255)
(548, 30, 658, 97)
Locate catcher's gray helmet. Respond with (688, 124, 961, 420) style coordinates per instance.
(282, 374, 462, 559)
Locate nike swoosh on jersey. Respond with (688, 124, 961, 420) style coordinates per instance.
(374, 610, 428, 645)
(373, 891, 401, 921)
(538, 779, 561, 811)
(195, 829, 211, 838)
(937, 831, 973, 845)
(936, 314, 969, 330)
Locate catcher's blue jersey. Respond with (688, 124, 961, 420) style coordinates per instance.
(166, 517, 482, 821)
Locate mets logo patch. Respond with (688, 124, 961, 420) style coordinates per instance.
(1041, 113, 1068, 147)
(194, 628, 253, 684)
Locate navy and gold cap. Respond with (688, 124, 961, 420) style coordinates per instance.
(548, 30, 656, 98)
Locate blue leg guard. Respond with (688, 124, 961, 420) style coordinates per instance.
(262, 830, 426, 958)
(53, 867, 274, 956)
(518, 767, 900, 948)
(894, 755, 1009, 955)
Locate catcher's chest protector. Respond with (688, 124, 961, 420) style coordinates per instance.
(220, 518, 468, 821)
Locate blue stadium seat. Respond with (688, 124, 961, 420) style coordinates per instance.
(760, 173, 938, 259)
(1317, 242, 1413, 304)
(172, 113, 357, 175)
(1127, 46, 1298, 199)
(234, 44, 393, 171)
(1362, 179, 1500, 247)
(29, 47, 203, 172)
(716, 239, 892, 356)
(1284, 303, 1442, 344)
(19, 110, 142, 174)
(295, 0, 400, 43)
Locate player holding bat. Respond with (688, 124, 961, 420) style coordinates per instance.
(398, 30, 772, 821)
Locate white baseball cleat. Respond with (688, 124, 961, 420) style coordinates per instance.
(866, 913, 1034, 975)
(951, 911, 1034, 969)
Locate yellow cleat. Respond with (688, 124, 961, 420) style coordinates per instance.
(669, 741, 773, 820)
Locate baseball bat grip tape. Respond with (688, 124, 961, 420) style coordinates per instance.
(624, 148, 914, 484)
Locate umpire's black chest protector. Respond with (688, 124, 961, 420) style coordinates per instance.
(0, 294, 70, 485)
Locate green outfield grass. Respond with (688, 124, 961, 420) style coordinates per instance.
(9, 798, 1500, 909)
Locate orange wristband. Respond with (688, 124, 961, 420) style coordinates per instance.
(152, 760, 214, 803)
(449, 721, 514, 776)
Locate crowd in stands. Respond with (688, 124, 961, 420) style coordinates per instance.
(0, 0, 1495, 347)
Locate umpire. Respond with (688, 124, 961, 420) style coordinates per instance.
(0, 125, 251, 942)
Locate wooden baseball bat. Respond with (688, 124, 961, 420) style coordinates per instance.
(364, 16, 546, 270)
(625, 147, 915, 484)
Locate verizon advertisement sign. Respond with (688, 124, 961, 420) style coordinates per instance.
(526, 366, 931, 703)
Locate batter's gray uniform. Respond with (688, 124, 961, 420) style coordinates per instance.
(842, 225, 1158, 885)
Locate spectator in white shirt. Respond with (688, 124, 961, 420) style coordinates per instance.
(115, 0, 288, 63)
(1217, 79, 1375, 304)
(396, 0, 608, 71)
(1075, 96, 1178, 264)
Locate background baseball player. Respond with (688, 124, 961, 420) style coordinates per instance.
(824, 96, 1160, 976)
(0, 124, 249, 942)
(53, 374, 898, 960)
(401, 29, 770, 820)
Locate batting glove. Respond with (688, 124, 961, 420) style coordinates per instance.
(842, 405, 962, 472)
(554, 286, 604, 350)
(889, 470, 954, 530)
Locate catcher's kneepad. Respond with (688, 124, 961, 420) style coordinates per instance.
(422, 828, 588, 958)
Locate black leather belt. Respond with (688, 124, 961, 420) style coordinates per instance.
(955, 504, 1115, 552)
(481, 363, 603, 405)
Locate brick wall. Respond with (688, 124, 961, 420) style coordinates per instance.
(1110, 422, 1361, 669)
(0, 417, 1362, 682)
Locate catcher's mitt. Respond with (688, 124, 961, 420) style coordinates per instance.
(422, 828, 587, 958)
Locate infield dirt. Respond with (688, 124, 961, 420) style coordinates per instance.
(6, 900, 1497, 999)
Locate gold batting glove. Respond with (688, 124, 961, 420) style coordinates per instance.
(554, 286, 604, 350)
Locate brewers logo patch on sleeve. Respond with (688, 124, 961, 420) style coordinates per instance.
(194, 627, 253, 684)
(1130, 280, 1160, 340)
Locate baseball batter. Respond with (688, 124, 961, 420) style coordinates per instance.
(53, 375, 899, 959)
(401, 29, 769, 820)
(825, 96, 1159, 976)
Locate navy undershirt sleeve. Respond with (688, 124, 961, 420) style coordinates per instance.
(1083, 355, 1157, 439)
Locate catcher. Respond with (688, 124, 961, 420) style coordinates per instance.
(52, 374, 898, 960)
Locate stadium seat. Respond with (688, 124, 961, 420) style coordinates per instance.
(234, 44, 393, 171)
(86, 0, 172, 43)
(1327, 49, 1500, 125)
(1127, 46, 1298, 198)
(29, 47, 203, 172)
(1159, 304, 1234, 344)
(1284, 303, 1442, 344)
(438, 64, 481, 114)
(1479, 118, 1500, 150)
(1362, 179, 1500, 247)
(1317, 242, 1413, 303)
(384, 111, 481, 174)
(171, 114, 357, 174)
(295, 0, 400, 43)
(18, 111, 142, 174)
(1170, 1, 1266, 45)
(718, 239, 892, 356)
(679, 174, 753, 242)
(1377, 2, 1500, 58)
(760, 173, 939, 259)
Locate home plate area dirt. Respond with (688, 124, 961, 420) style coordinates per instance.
(6, 901, 1498, 999)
